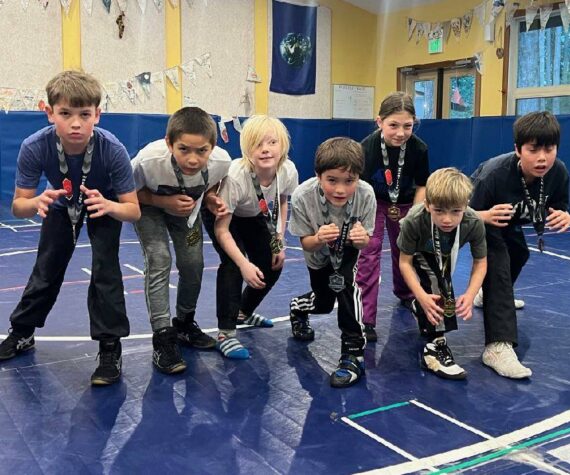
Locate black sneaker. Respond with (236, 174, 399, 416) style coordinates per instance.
(290, 312, 315, 341)
(364, 324, 377, 343)
(330, 354, 365, 388)
(152, 327, 187, 374)
(91, 340, 122, 386)
(422, 337, 466, 380)
(173, 317, 216, 349)
(0, 330, 35, 361)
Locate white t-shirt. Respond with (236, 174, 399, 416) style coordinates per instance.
(218, 158, 299, 231)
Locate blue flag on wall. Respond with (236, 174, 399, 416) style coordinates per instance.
(270, 0, 317, 95)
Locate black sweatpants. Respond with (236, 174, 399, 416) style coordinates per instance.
(10, 206, 130, 341)
(290, 247, 365, 356)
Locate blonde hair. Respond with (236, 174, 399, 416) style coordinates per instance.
(46, 70, 102, 108)
(239, 115, 291, 171)
(425, 167, 472, 209)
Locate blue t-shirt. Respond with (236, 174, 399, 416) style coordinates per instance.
(15, 126, 135, 210)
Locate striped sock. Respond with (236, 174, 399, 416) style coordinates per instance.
(238, 311, 274, 328)
(216, 333, 249, 359)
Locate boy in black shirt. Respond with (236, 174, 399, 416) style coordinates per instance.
(471, 111, 570, 379)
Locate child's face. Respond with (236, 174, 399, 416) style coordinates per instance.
(167, 133, 213, 175)
(249, 131, 282, 174)
(425, 202, 466, 233)
(317, 168, 359, 208)
(46, 101, 100, 154)
(516, 142, 557, 182)
(376, 111, 414, 147)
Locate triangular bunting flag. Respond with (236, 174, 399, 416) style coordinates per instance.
(539, 5, 553, 29)
(164, 66, 180, 89)
(84, 0, 94, 15)
(36, 90, 48, 111)
(463, 10, 473, 35)
(246, 65, 261, 83)
(415, 22, 426, 44)
(442, 21, 451, 43)
(407, 17, 417, 41)
(560, 3, 570, 32)
(60, 0, 71, 14)
(135, 72, 152, 97)
(19, 89, 39, 110)
(38, 0, 49, 9)
(119, 80, 137, 104)
(490, 0, 504, 19)
(232, 116, 242, 133)
(0, 88, 17, 113)
(116, 0, 127, 12)
(152, 0, 162, 11)
(200, 53, 213, 77)
(506, 2, 519, 28)
(103, 82, 120, 104)
(525, 6, 538, 31)
(136, 0, 146, 13)
(218, 119, 229, 143)
(181, 61, 197, 85)
(102, 0, 111, 12)
(474, 2, 486, 26)
(566, 0, 570, 15)
(451, 17, 461, 40)
(151, 71, 166, 97)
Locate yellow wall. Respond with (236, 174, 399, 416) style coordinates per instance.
(254, 0, 378, 114)
(376, 0, 506, 116)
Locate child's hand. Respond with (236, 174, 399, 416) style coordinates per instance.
(204, 194, 229, 218)
(81, 186, 114, 218)
(348, 221, 368, 246)
(36, 189, 67, 218)
(546, 208, 570, 233)
(418, 293, 445, 326)
(482, 203, 514, 227)
(316, 223, 340, 244)
(239, 261, 266, 289)
(163, 194, 196, 217)
(271, 249, 286, 271)
(455, 294, 473, 320)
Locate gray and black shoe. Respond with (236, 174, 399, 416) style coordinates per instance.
(0, 329, 35, 361)
(173, 317, 216, 349)
(91, 340, 122, 386)
(152, 327, 187, 374)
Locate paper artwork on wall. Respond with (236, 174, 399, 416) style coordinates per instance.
(152, 0, 162, 11)
(181, 61, 197, 85)
(218, 119, 229, 143)
(84, 0, 94, 15)
(407, 17, 417, 41)
(246, 65, 261, 83)
(539, 5, 553, 29)
(525, 6, 538, 31)
(164, 67, 180, 90)
(451, 17, 462, 40)
(136, 72, 151, 97)
(151, 72, 166, 97)
(462, 10, 473, 35)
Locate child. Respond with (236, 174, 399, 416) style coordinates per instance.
(289, 137, 376, 388)
(131, 107, 231, 374)
(0, 71, 140, 385)
(470, 111, 570, 379)
(356, 92, 430, 343)
(398, 167, 487, 380)
(213, 115, 298, 359)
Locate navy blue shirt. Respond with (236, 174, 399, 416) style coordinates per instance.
(15, 126, 135, 210)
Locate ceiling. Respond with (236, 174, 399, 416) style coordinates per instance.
(344, 0, 444, 15)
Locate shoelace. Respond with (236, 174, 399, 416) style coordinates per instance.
(435, 341, 453, 366)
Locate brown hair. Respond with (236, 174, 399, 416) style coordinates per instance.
(378, 91, 416, 120)
(315, 137, 364, 176)
(46, 70, 102, 108)
(166, 107, 217, 146)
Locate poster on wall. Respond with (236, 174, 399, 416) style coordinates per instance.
(332, 84, 375, 120)
(270, 0, 317, 95)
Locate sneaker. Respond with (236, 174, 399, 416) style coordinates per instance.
(330, 354, 365, 388)
(152, 327, 187, 374)
(422, 337, 466, 380)
(290, 312, 315, 341)
(0, 330, 35, 361)
(364, 324, 377, 343)
(91, 340, 122, 386)
(237, 311, 274, 328)
(173, 317, 216, 349)
(482, 341, 532, 379)
(473, 289, 525, 310)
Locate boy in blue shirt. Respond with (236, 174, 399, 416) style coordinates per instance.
(0, 71, 140, 386)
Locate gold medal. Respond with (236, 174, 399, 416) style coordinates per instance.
(387, 204, 401, 221)
(442, 297, 456, 318)
(186, 225, 201, 247)
(270, 234, 284, 255)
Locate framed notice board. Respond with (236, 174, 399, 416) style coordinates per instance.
(332, 84, 375, 120)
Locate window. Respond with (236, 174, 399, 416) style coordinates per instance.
(508, 9, 570, 115)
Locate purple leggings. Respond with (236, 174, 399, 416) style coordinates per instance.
(355, 200, 413, 326)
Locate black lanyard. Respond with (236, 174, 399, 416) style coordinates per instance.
(518, 163, 545, 251)
(250, 172, 280, 237)
(170, 155, 208, 229)
(57, 135, 94, 244)
(432, 224, 455, 298)
(380, 132, 406, 204)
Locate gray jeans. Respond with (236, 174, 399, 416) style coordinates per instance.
(135, 205, 204, 331)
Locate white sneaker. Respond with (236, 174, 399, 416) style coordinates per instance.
(473, 289, 525, 310)
(482, 341, 532, 379)
(422, 337, 466, 379)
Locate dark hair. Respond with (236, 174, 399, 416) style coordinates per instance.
(514, 111, 560, 151)
(166, 107, 217, 146)
(315, 137, 364, 176)
(378, 91, 416, 119)
(46, 70, 102, 108)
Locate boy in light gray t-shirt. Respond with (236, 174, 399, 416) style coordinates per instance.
(289, 137, 376, 389)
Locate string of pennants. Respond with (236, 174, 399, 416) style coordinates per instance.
(0, 0, 208, 14)
(408, 0, 570, 46)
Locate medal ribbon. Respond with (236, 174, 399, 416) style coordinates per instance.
(380, 132, 406, 204)
(318, 185, 354, 271)
(57, 135, 94, 244)
(518, 162, 545, 251)
(250, 172, 280, 238)
(170, 155, 209, 229)
(431, 224, 456, 299)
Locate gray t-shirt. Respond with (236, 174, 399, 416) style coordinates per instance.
(289, 177, 377, 269)
(397, 203, 487, 260)
(218, 158, 299, 231)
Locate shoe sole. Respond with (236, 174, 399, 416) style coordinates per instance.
(153, 361, 187, 374)
(330, 374, 364, 388)
(0, 344, 35, 361)
(421, 360, 467, 380)
(91, 375, 121, 386)
(482, 359, 531, 379)
(292, 333, 315, 342)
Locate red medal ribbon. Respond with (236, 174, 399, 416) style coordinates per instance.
(62, 178, 73, 198)
(259, 199, 269, 215)
(384, 169, 393, 186)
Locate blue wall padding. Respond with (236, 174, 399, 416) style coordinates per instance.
(1, 111, 569, 202)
